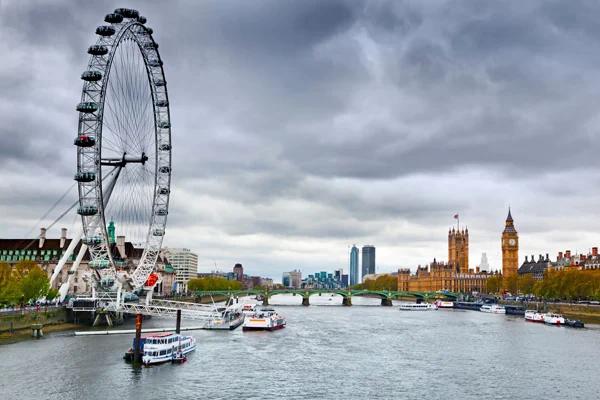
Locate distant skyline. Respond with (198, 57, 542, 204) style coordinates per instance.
(4, 1, 600, 278)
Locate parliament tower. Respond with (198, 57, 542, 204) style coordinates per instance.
(501, 208, 519, 276)
(448, 227, 469, 273)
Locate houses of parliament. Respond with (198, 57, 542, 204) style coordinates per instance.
(397, 209, 519, 293)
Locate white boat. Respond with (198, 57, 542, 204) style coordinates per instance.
(242, 304, 257, 315)
(204, 306, 245, 330)
(398, 303, 438, 311)
(434, 300, 454, 308)
(480, 304, 506, 314)
(524, 310, 544, 323)
(141, 332, 196, 365)
(242, 307, 286, 331)
(542, 313, 565, 325)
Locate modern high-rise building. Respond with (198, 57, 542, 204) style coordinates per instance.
(282, 272, 292, 287)
(350, 245, 359, 286)
(162, 248, 198, 292)
(290, 270, 302, 288)
(362, 245, 375, 280)
(233, 263, 244, 281)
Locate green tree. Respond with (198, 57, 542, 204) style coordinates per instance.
(0, 280, 22, 304)
(486, 275, 502, 294)
(188, 277, 242, 291)
(0, 262, 12, 288)
(517, 275, 536, 295)
(13, 259, 38, 281)
(46, 288, 60, 301)
(20, 266, 50, 302)
(506, 274, 518, 294)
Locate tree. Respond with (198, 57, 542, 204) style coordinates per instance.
(486, 275, 502, 294)
(20, 266, 50, 302)
(506, 274, 518, 294)
(517, 275, 536, 295)
(12, 260, 38, 281)
(0, 262, 11, 288)
(188, 277, 242, 291)
(46, 288, 60, 301)
(0, 280, 22, 304)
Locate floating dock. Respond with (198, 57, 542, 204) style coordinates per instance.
(74, 326, 205, 336)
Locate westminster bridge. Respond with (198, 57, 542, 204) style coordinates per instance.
(194, 289, 460, 306)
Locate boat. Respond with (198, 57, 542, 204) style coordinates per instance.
(480, 304, 506, 314)
(542, 313, 565, 325)
(453, 302, 485, 311)
(141, 332, 196, 365)
(565, 318, 585, 328)
(242, 307, 286, 331)
(524, 310, 544, 323)
(434, 300, 454, 308)
(505, 305, 526, 316)
(204, 306, 245, 330)
(398, 303, 438, 311)
(242, 304, 257, 315)
(171, 351, 187, 364)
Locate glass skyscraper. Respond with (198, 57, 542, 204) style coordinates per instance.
(350, 245, 359, 285)
(362, 245, 376, 280)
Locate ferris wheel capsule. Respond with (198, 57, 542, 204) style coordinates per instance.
(96, 26, 115, 36)
(104, 13, 123, 24)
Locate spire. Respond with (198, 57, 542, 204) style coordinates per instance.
(108, 220, 116, 244)
(506, 207, 513, 222)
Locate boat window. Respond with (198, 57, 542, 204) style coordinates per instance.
(160, 350, 166, 356)
(167, 349, 171, 354)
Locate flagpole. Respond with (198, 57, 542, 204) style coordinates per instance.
(457, 213, 460, 231)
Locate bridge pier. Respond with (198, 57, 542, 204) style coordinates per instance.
(262, 297, 269, 306)
(30, 324, 43, 338)
(302, 296, 310, 306)
(342, 297, 352, 306)
(381, 298, 393, 307)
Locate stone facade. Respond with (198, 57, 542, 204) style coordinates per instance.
(448, 228, 469, 272)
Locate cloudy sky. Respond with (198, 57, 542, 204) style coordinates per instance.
(2, 0, 600, 280)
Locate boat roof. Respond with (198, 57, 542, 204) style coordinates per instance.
(260, 307, 275, 311)
(141, 332, 176, 338)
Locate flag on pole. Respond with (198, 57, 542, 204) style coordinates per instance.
(454, 213, 459, 219)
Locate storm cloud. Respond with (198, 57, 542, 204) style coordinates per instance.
(2, 0, 600, 279)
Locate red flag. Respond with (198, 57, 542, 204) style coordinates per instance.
(454, 213, 459, 219)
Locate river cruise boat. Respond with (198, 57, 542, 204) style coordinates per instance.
(141, 333, 196, 365)
(524, 310, 544, 323)
(398, 303, 438, 311)
(480, 304, 506, 314)
(242, 304, 257, 315)
(242, 307, 286, 331)
(204, 306, 245, 330)
(542, 313, 565, 325)
(434, 300, 454, 309)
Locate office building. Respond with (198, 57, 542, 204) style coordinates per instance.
(162, 247, 198, 292)
(362, 245, 376, 280)
(350, 245, 359, 286)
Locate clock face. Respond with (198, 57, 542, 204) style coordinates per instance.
(509, 239, 516, 246)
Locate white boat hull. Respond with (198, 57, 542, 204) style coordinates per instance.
(480, 305, 506, 314)
(398, 303, 438, 311)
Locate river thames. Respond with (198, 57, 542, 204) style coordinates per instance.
(1, 295, 599, 400)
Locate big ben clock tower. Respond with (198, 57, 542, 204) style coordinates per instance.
(501, 208, 519, 276)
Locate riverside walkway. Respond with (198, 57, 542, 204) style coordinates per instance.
(194, 289, 459, 306)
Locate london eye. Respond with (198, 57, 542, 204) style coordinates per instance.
(74, 8, 172, 294)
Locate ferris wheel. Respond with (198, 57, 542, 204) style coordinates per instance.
(74, 8, 171, 291)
